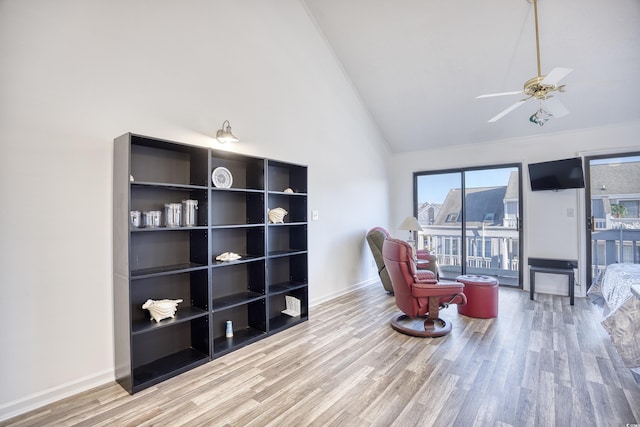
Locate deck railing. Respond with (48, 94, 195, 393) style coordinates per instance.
(422, 219, 640, 282)
(423, 230, 520, 284)
(591, 228, 640, 277)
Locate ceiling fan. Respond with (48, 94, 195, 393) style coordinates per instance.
(477, 0, 572, 125)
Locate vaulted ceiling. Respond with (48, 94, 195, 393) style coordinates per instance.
(303, 0, 640, 152)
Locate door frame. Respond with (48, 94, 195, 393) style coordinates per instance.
(584, 151, 640, 287)
(413, 162, 523, 288)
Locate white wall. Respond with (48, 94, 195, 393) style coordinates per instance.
(391, 122, 640, 294)
(0, 0, 391, 419)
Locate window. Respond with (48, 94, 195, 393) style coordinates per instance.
(471, 239, 477, 258)
(484, 239, 492, 258)
(471, 239, 491, 258)
(442, 237, 460, 256)
(504, 201, 518, 215)
(445, 213, 458, 222)
(619, 200, 639, 218)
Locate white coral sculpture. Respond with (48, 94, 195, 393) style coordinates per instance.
(268, 207, 288, 224)
(216, 251, 242, 261)
(142, 298, 183, 323)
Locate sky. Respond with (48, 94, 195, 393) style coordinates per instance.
(590, 155, 640, 165)
(416, 167, 517, 205)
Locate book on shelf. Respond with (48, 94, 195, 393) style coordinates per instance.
(281, 295, 301, 317)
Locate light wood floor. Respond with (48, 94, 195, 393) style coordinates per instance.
(3, 285, 639, 426)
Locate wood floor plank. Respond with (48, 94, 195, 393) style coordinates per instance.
(472, 394, 500, 427)
(624, 387, 640, 422)
(496, 383, 521, 425)
(515, 386, 536, 427)
(2, 286, 638, 427)
(535, 370, 555, 426)
(451, 359, 495, 424)
(553, 383, 574, 426)
(603, 383, 636, 426)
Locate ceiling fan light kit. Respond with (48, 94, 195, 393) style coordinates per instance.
(478, 0, 573, 125)
(529, 108, 552, 126)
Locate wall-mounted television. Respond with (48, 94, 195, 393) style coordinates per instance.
(528, 157, 585, 191)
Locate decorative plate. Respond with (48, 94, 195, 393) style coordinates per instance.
(212, 167, 233, 188)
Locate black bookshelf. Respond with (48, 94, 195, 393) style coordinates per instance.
(113, 133, 308, 394)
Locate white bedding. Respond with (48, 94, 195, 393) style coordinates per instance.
(588, 263, 640, 369)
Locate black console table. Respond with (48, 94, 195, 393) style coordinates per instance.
(528, 258, 578, 305)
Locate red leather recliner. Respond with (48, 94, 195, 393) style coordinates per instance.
(382, 237, 466, 337)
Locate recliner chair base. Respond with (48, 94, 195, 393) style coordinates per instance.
(390, 313, 452, 337)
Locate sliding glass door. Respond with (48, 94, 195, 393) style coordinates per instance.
(585, 153, 640, 285)
(414, 164, 522, 287)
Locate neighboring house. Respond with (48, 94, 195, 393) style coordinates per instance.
(431, 186, 506, 227)
(424, 171, 520, 228)
(417, 202, 441, 225)
(590, 161, 640, 229)
(503, 171, 520, 228)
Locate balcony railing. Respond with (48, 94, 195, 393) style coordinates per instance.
(422, 230, 520, 285)
(436, 254, 519, 272)
(421, 219, 640, 284)
(595, 216, 640, 231)
(592, 228, 640, 277)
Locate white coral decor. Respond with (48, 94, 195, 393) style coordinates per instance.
(268, 207, 288, 224)
(142, 298, 183, 323)
(215, 251, 241, 261)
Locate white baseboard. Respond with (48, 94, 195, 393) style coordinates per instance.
(309, 278, 378, 308)
(0, 369, 114, 422)
(1, 280, 380, 422)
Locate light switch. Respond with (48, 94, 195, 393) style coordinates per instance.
(312, 210, 319, 221)
(567, 208, 574, 217)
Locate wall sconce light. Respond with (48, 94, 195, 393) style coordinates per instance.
(216, 120, 239, 143)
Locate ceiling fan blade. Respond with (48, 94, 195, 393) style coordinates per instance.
(476, 91, 523, 99)
(541, 67, 573, 85)
(544, 97, 570, 118)
(488, 99, 529, 122)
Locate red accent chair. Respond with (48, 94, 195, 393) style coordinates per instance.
(383, 238, 467, 337)
(416, 248, 439, 280)
(367, 227, 439, 295)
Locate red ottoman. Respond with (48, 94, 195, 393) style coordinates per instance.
(456, 275, 499, 318)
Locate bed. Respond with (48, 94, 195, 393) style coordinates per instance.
(587, 263, 640, 381)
